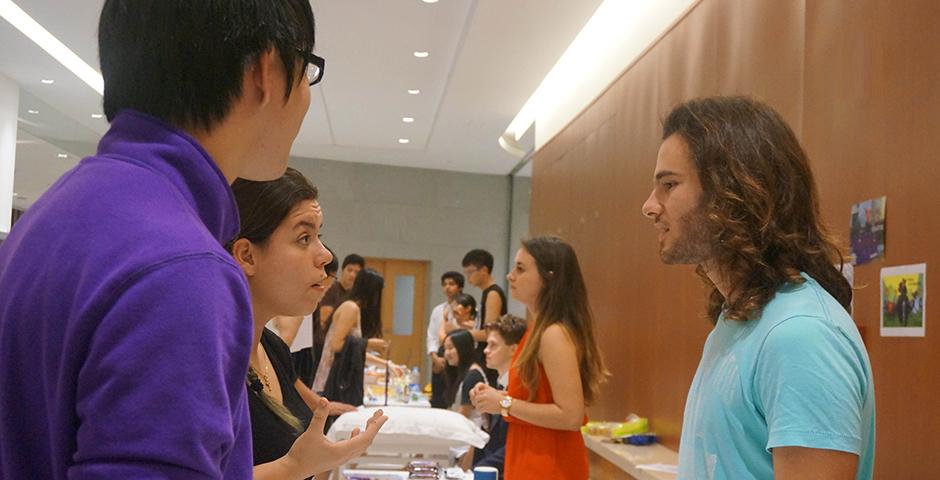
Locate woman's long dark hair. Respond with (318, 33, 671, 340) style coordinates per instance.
(348, 268, 384, 339)
(443, 329, 478, 404)
(662, 96, 852, 321)
(228, 166, 318, 432)
(514, 236, 609, 404)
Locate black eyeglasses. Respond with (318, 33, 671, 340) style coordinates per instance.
(297, 50, 325, 86)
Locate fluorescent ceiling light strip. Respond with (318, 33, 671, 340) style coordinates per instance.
(0, 0, 104, 95)
(500, 0, 695, 157)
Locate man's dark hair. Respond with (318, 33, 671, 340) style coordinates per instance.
(441, 271, 465, 289)
(98, 0, 316, 131)
(324, 245, 339, 276)
(342, 254, 365, 270)
(461, 249, 494, 273)
(662, 96, 851, 322)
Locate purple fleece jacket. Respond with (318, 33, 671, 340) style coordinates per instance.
(0, 110, 254, 478)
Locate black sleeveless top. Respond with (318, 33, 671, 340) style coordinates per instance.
(477, 284, 507, 384)
(248, 328, 313, 466)
(478, 284, 508, 327)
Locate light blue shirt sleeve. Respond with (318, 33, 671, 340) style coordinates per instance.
(753, 315, 869, 455)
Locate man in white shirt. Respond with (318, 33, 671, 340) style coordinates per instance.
(427, 271, 464, 408)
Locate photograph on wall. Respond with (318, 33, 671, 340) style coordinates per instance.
(880, 263, 926, 337)
(850, 196, 886, 265)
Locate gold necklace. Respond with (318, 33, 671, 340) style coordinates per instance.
(256, 345, 273, 393)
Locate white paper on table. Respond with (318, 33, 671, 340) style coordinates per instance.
(637, 463, 679, 474)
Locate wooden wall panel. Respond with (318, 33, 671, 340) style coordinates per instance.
(531, 0, 939, 475)
(802, 1, 940, 477)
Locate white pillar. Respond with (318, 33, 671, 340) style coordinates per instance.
(0, 74, 18, 236)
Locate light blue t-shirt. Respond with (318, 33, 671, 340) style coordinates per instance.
(678, 274, 875, 479)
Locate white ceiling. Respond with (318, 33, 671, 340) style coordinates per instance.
(3, 0, 606, 208)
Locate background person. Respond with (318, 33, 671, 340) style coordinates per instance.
(320, 254, 365, 322)
(427, 271, 465, 408)
(438, 293, 478, 343)
(471, 237, 609, 480)
(313, 268, 403, 401)
(469, 314, 528, 476)
(443, 329, 489, 427)
(462, 249, 507, 384)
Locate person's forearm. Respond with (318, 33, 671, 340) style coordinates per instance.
(366, 352, 391, 367)
(367, 338, 386, 351)
(507, 397, 583, 431)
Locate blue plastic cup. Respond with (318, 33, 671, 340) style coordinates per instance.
(473, 466, 498, 480)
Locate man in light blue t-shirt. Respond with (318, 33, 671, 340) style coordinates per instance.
(641, 96, 875, 479)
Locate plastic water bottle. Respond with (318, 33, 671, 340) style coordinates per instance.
(408, 367, 421, 403)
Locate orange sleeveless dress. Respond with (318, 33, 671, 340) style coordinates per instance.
(504, 330, 588, 479)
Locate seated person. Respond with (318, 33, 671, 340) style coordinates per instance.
(443, 329, 489, 428)
(471, 315, 528, 475)
(228, 168, 385, 478)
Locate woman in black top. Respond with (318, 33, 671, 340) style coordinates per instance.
(249, 328, 314, 464)
(442, 329, 489, 427)
(229, 168, 387, 479)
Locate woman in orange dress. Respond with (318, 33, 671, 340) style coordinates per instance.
(471, 236, 609, 479)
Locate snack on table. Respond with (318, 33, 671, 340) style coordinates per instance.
(405, 460, 439, 479)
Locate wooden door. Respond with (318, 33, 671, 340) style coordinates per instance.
(363, 257, 428, 376)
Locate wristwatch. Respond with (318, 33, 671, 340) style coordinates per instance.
(500, 395, 513, 418)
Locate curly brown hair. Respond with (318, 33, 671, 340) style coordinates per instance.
(662, 96, 852, 321)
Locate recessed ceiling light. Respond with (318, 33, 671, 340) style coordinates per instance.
(422, 0, 439, 3)
(407, 89, 421, 95)
(402, 117, 415, 123)
(398, 138, 410, 144)
(413, 51, 429, 58)
(91, 113, 103, 119)
(40, 79, 54, 84)
(27, 109, 39, 114)
(57, 153, 68, 158)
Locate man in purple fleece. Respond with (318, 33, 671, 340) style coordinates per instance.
(0, 2, 380, 478)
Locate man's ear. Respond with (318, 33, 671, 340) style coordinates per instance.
(246, 47, 279, 109)
(232, 238, 258, 276)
